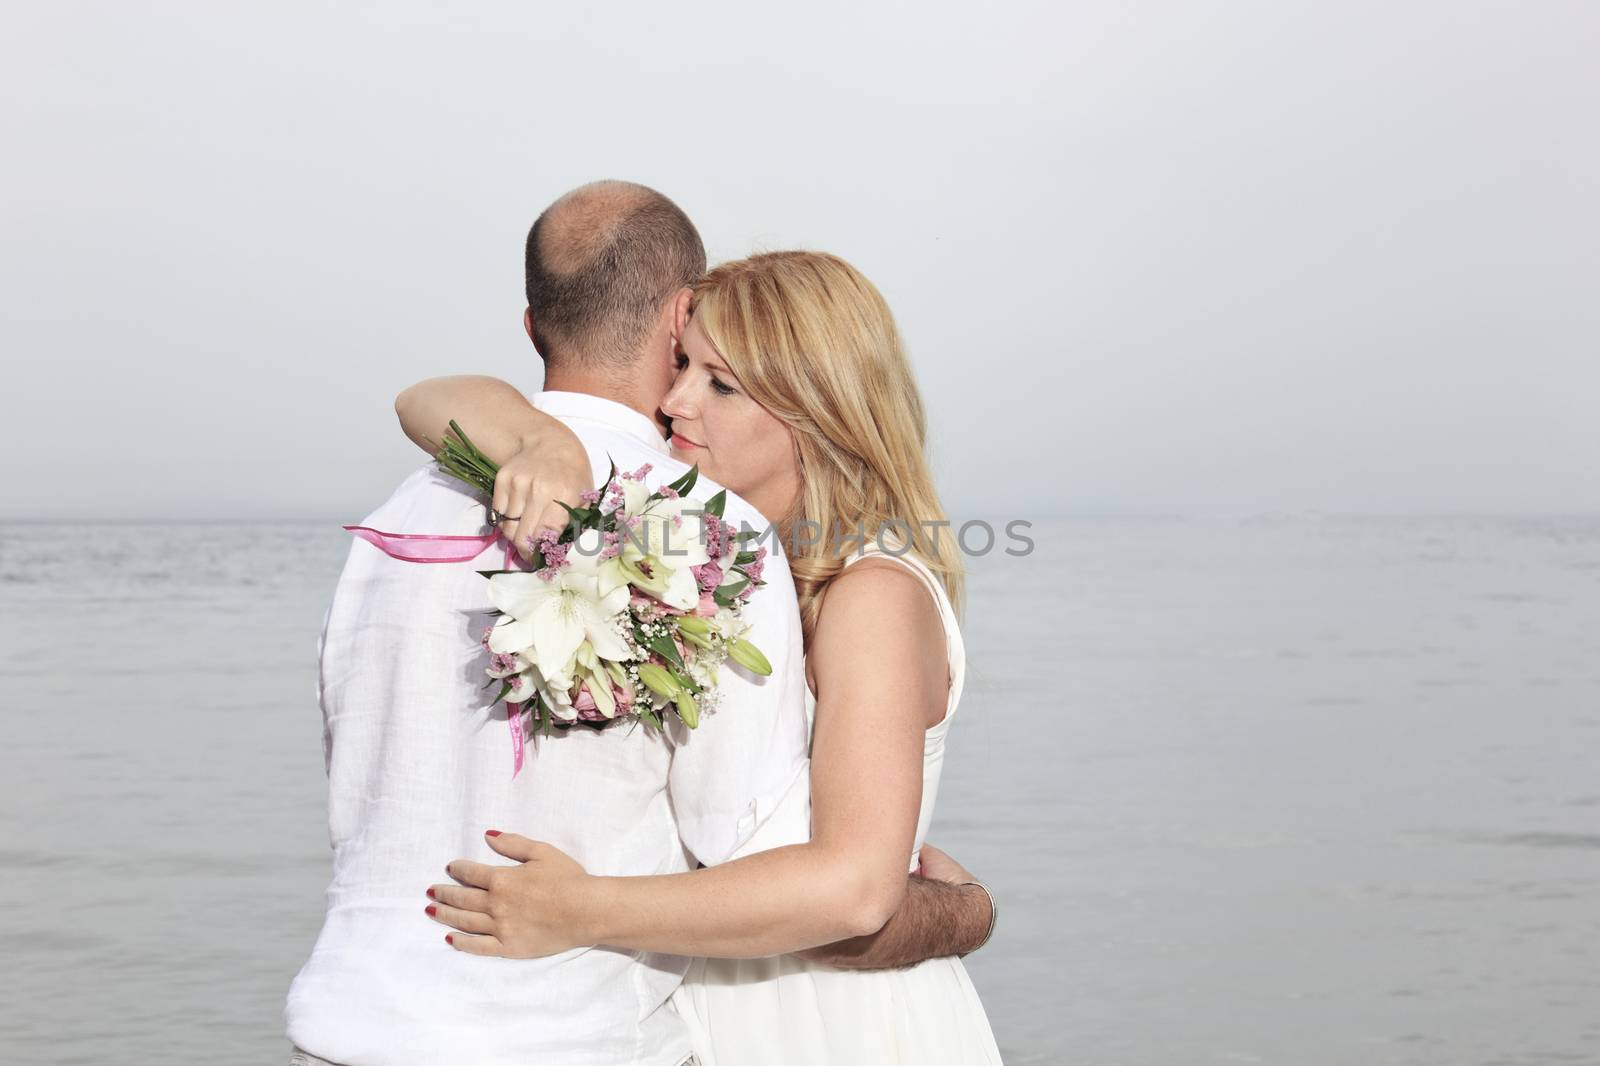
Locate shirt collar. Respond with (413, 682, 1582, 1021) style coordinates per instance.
(531, 391, 670, 455)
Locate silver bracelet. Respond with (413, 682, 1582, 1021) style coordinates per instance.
(958, 880, 997, 955)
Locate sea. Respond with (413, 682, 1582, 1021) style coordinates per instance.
(1, 516, 1596, 1065)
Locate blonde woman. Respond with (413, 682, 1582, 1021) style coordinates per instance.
(404, 252, 1002, 1064)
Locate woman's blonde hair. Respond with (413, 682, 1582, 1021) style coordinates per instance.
(689, 250, 963, 634)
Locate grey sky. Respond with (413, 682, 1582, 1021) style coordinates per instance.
(3, 0, 1595, 520)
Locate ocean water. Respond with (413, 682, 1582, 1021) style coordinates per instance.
(1, 516, 1597, 1065)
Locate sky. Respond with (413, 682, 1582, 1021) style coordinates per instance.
(2, 0, 1596, 520)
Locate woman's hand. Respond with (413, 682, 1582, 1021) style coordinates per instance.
(492, 428, 593, 560)
(427, 831, 595, 958)
(392, 375, 592, 558)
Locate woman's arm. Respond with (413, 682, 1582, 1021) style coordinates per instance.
(798, 844, 994, 969)
(394, 375, 590, 556)
(396, 375, 543, 460)
(430, 561, 946, 958)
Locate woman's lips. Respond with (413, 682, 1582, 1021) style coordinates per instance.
(672, 432, 705, 450)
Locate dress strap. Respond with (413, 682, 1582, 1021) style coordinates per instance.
(841, 544, 946, 606)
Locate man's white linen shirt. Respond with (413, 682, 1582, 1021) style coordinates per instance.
(286, 391, 810, 1066)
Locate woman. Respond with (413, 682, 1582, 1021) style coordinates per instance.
(402, 251, 1002, 1065)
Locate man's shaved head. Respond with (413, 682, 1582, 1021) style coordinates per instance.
(524, 181, 706, 368)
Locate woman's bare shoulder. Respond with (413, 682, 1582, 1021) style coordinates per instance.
(810, 559, 945, 671)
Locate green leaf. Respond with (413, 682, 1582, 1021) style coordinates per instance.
(666, 664, 702, 695)
(714, 577, 750, 606)
(666, 464, 699, 498)
(734, 550, 756, 565)
(704, 489, 726, 519)
(644, 630, 685, 671)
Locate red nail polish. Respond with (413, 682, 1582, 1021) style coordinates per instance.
(426, 887, 436, 900)
(486, 829, 502, 837)
(426, 905, 437, 917)
(445, 934, 454, 945)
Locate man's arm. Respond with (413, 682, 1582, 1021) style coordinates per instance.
(797, 844, 993, 970)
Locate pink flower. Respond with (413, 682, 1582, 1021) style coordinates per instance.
(693, 560, 724, 592)
(570, 681, 630, 723)
(702, 514, 730, 560)
(486, 651, 527, 678)
(694, 591, 718, 617)
(630, 590, 664, 621)
(742, 547, 768, 584)
(534, 530, 570, 580)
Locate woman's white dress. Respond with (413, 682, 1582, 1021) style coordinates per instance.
(670, 546, 1004, 1065)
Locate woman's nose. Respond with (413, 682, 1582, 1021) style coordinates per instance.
(661, 379, 696, 420)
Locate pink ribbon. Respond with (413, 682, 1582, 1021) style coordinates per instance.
(343, 525, 500, 563)
(343, 523, 530, 776)
(507, 704, 527, 778)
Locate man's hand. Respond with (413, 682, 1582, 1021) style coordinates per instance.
(797, 842, 993, 970)
(916, 842, 976, 885)
(426, 831, 594, 957)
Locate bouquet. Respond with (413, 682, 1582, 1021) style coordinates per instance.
(436, 421, 772, 733)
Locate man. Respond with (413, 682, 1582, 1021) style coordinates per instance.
(286, 181, 988, 1066)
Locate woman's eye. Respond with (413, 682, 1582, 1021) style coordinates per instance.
(673, 350, 688, 370)
(710, 377, 737, 397)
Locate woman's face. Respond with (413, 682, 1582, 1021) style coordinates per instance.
(661, 315, 801, 524)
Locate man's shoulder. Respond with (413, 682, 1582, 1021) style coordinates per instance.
(357, 463, 490, 536)
(553, 419, 676, 491)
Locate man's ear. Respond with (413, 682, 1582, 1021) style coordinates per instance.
(670, 287, 693, 343)
(524, 307, 550, 361)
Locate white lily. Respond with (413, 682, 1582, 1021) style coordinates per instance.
(503, 669, 541, 706)
(582, 663, 617, 718)
(531, 665, 578, 721)
(485, 528, 631, 679)
(618, 492, 711, 611)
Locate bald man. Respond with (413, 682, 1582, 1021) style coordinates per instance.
(285, 182, 989, 1066)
